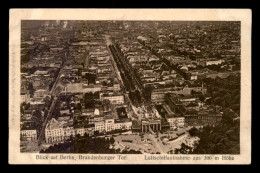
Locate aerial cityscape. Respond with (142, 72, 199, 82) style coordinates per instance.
(20, 20, 241, 154)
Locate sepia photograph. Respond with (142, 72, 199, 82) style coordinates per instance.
(9, 9, 251, 164)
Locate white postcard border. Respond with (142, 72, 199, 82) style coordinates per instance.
(9, 9, 251, 164)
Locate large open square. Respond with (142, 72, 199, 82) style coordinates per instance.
(113, 127, 199, 154)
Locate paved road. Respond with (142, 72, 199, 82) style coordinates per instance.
(104, 35, 126, 91)
(148, 134, 166, 154)
(38, 57, 67, 145)
(104, 35, 152, 118)
(38, 97, 57, 145)
(104, 35, 113, 45)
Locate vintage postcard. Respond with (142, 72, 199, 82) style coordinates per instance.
(9, 9, 251, 164)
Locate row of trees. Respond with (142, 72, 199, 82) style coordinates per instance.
(85, 92, 100, 101)
(83, 73, 96, 84)
(40, 134, 142, 154)
(21, 49, 34, 65)
(20, 102, 30, 114)
(28, 82, 35, 97)
(128, 90, 142, 107)
(143, 86, 153, 101)
(109, 45, 135, 91)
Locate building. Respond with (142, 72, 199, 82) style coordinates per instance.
(155, 103, 184, 130)
(151, 85, 207, 103)
(34, 70, 48, 75)
(132, 120, 141, 132)
(105, 119, 115, 132)
(30, 97, 45, 105)
(141, 119, 161, 133)
(74, 127, 86, 136)
(101, 95, 124, 105)
(114, 119, 132, 130)
(21, 130, 37, 141)
(21, 90, 30, 103)
(94, 118, 132, 133)
(206, 59, 223, 66)
(34, 89, 49, 98)
(190, 75, 198, 81)
(45, 118, 74, 143)
(166, 116, 185, 129)
(184, 111, 222, 126)
(21, 122, 37, 141)
(151, 91, 165, 103)
(94, 121, 105, 132)
(66, 83, 102, 93)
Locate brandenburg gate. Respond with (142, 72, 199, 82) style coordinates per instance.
(141, 119, 161, 132)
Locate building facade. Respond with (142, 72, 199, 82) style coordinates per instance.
(101, 95, 124, 105)
(21, 130, 37, 141)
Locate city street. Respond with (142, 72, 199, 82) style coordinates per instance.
(38, 54, 67, 145)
